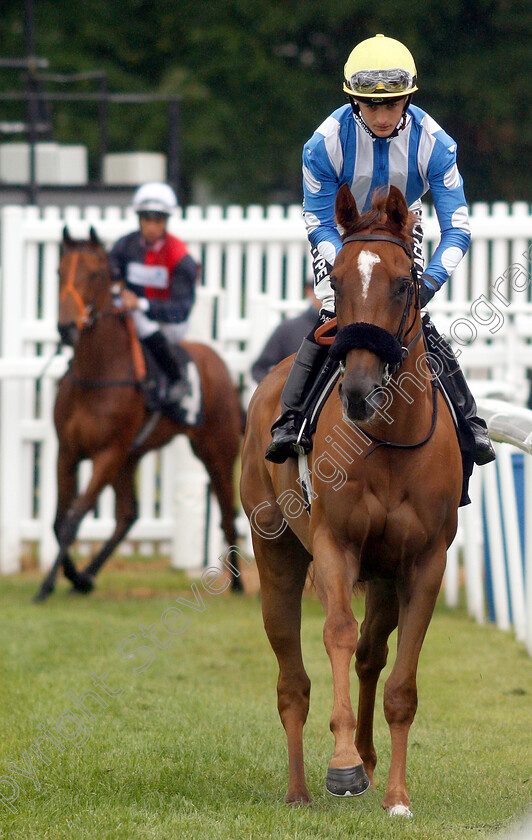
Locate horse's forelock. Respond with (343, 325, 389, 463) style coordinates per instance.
(342, 190, 415, 246)
(60, 239, 106, 260)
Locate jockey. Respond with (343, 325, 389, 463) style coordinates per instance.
(109, 182, 199, 398)
(265, 34, 495, 466)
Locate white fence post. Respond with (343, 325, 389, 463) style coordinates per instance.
(0, 206, 26, 572)
(525, 457, 532, 656)
(0, 199, 531, 660)
(171, 437, 208, 572)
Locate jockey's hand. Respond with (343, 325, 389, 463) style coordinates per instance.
(121, 289, 140, 310)
(318, 308, 336, 325)
(419, 274, 438, 308)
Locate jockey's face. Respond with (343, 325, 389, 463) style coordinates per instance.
(138, 212, 168, 246)
(356, 98, 407, 137)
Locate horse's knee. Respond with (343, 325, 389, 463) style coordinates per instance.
(383, 679, 418, 727)
(124, 509, 138, 530)
(56, 509, 81, 547)
(278, 671, 311, 720)
(323, 610, 358, 656)
(355, 636, 389, 679)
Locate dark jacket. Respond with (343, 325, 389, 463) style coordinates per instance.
(251, 306, 318, 383)
(108, 230, 198, 324)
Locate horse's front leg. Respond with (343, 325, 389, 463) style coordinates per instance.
(313, 530, 370, 798)
(355, 578, 399, 785)
(34, 447, 126, 602)
(34, 446, 80, 602)
(78, 456, 140, 590)
(382, 545, 447, 817)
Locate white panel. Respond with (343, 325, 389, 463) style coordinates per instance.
(0, 199, 532, 622)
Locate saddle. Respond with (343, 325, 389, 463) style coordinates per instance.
(141, 342, 204, 428)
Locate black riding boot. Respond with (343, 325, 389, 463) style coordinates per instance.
(422, 315, 496, 465)
(142, 331, 187, 401)
(265, 338, 330, 463)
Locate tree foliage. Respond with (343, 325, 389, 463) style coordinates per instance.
(1, 0, 530, 204)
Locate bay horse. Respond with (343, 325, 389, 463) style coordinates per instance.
(34, 227, 243, 602)
(240, 185, 462, 815)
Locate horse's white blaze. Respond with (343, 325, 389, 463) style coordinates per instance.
(357, 250, 381, 300)
(387, 804, 413, 817)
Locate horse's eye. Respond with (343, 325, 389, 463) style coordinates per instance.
(395, 277, 410, 296)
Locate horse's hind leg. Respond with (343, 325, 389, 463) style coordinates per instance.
(34, 447, 126, 602)
(355, 579, 399, 785)
(253, 530, 312, 804)
(74, 456, 139, 591)
(189, 433, 243, 592)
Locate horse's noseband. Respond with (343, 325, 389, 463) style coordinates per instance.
(330, 322, 403, 370)
(329, 321, 403, 370)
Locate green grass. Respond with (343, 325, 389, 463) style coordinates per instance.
(0, 565, 531, 840)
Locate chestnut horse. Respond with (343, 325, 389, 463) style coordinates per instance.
(240, 185, 462, 815)
(34, 228, 243, 602)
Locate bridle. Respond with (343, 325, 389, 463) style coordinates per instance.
(59, 247, 146, 387)
(317, 233, 421, 377)
(59, 248, 112, 331)
(316, 232, 438, 453)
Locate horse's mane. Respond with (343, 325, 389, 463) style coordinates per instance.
(341, 190, 416, 247)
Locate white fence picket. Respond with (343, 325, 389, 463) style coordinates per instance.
(0, 201, 531, 654)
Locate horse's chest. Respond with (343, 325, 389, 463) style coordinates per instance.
(345, 494, 427, 577)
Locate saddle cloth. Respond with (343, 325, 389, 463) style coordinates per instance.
(142, 342, 204, 428)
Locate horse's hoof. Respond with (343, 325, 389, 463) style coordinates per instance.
(231, 576, 244, 593)
(71, 573, 95, 594)
(286, 792, 312, 807)
(387, 804, 413, 818)
(287, 798, 312, 808)
(326, 764, 370, 797)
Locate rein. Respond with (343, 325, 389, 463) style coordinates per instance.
(60, 248, 146, 388)
(60, 253, 87, 330)
(65, 310, 146, 389)
(354, 377, 439, 456)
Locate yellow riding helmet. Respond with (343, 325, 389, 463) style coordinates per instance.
(343, 34, 418, 99)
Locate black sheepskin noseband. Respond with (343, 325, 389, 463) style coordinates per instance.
(329, 322, 403, 369)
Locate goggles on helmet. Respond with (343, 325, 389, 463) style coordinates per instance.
(347, 68, 414, 95)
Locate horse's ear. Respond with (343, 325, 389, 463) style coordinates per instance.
(385, 186, 409, 232)
(335, 184, 359, 231)
(62, 225, 74, 246)
(89, 226, 103, 247)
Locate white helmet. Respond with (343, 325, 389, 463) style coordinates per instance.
(132, 182, 177, 215)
